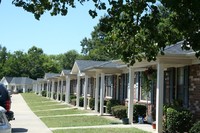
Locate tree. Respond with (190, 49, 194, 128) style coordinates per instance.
(42, 54, 61, 73)
(99, 2, 182, 65)
(0, 45, 8, 67)
(3, 50, 29, 77)
(80, 24, 119, 61)
(59, 50, 80, 69)
(27, 46, 46, 79)
(11, 0, 200, 65)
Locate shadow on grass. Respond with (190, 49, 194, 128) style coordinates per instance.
(110, 122, 122, 125)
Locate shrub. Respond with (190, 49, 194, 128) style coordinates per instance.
(53, 92, 57, 99)
(71, 98, 76, 106)
(164, 107, 193, 133)
(41, 91, 46, 97)
(111, 105, 127, 119)
(106, 99, 120, 114)
(79, 97, 84, 107)
(189, 121, 200, 133)
(133, 104, 147, 122)
(61, 94, 65, 101)
(89, 98, 95, 110)
(69, 94, 76, 103)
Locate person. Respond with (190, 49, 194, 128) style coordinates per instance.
(0, 84, 14, 121)
(0, 84, 10, 110)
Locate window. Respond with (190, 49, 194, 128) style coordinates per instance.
(176, 67, 189, 107)
(105, 76, 113, 98)
(164, 67, 189, 107)
(140, 72, 152, 102)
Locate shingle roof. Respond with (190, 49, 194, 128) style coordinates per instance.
(4, 77, 13, 83)
(75, 60, 107, 71)
(97, 61, 122, 68)
(10, 77, 35, 85)
(44, 73, 60, 79)
(164, 41, 194, 55)
(62, 70, 71, 75)
(83, 61, 123, 71)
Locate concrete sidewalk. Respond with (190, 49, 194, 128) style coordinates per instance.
(10, 94, 52, 133)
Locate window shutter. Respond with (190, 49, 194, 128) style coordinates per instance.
(184, 66, 189, 107)
(169, 68, 175, 104)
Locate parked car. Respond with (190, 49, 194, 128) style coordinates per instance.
(0, 106, 11, 133)
(0, 84, 14, 121)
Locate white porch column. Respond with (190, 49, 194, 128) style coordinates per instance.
(14, 85, 17, 93)
(38, 83, 40, 95)
(128, 67, 135, 124)
(39, 83, 43, 95)
(60, 79, 64, 102)
(56, 79, 60, 101)
(23, 85, 26, 93)
(46, 80, 49, 98)
(95, 73, 99, 112)
(76, 75, 81, 107)
(65, 76, 71, 104)
(35, 83, 38, 94)
(156, 63, 164, 133)
(51, 80, 55, 99)
(84, 75, 88, 110)
(42, 83, 44, 91)
(100, 73, 105, 115)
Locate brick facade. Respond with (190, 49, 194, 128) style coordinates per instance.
(189, 64, 200, 120)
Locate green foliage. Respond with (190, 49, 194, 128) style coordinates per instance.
(10, 0, 200, 65)
(162, 0, 200, 57)
(133, 104, 147, 122)
(111, 105, 127, 119)
(80, 25, 119, 61)
(70, 94, 76, 103)
(106, 99, 120, 114)
(0, 45, 83, 79)
(99, 2, 183, 65)
(53, 92, 57, 100)
(59, 50, 81, 69)
(89, 98, 95, 110)
(164, 107, 193, 133)
(70, 98, 76, 106)
(41, 90, 47, 97)
(189, 121, 200, 133)
(58, 94, 65, 101)
(62, 94, 65, 101)
(79, 97, 84, 107)
(69, 96, 84, 107)
(89, 98, 100, 111)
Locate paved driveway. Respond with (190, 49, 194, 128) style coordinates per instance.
(10, 94, 52, 133)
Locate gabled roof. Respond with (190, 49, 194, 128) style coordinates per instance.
(61, 70, 71, 75)
(164, 41, 194, 55)
(0, 77, 13, 84)
(35, 78, 44, 83)
(76, 60, 107, 71)
(3, 77, 13, 83)
(83, 61, 123, 71)
(10, 77, 35, 85)
(44, 73, 60, 79)
(71, 60, 107, 74)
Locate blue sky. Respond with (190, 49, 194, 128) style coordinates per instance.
(0, 1, 105, 55)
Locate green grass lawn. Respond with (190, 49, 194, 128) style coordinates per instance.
(53, 128, 149, 133)
(32, 104, 69, 111)
(41, 115, 119, 127)
(21, 93, 149, 133)
(36, 108, 88, 117)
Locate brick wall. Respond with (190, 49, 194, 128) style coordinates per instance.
(189, 64, 200, 120)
